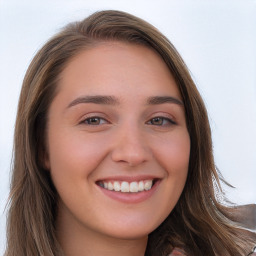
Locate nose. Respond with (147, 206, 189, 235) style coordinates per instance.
(111, 125, 151, 167)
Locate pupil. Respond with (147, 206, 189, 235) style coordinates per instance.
(90, 118, 99, 124)
(153, 117, 162, 125)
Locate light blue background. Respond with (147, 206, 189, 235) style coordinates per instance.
(1, 0, 256, 253)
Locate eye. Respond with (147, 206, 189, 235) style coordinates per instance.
(81, 117, 108, 125)
(147, 117, 176, 126)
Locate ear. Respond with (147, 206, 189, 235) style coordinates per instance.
(35, 113, 51, 170)
(43, 152, 50, 170)
(38, 144, 50, 170)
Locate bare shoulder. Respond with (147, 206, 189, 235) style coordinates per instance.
(169, 248, 186, 255)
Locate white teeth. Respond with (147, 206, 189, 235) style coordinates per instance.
(108, 182, 113, 190)
(100, 180, 154, 193)
(130, 182, 139, 193)
(138, 181, 144, 191)
(113, 181, 121, 192)
(121, 181, 129, 192)
(144, 180, 153, 191)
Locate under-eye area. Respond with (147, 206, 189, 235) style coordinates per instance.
(96, 179, 160, 193)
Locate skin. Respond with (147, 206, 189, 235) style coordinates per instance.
(45, 42, 190, 256)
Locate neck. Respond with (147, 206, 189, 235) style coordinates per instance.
(56, 204, 148, 256)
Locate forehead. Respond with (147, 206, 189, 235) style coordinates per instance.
(56, 41, 181, 102)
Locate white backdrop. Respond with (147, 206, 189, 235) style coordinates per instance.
(0, 0, 256, 253)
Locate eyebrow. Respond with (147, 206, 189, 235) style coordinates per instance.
(67, 95, 183, 109)
(67, 95, 120, 108)
(147, 96, 183, 106)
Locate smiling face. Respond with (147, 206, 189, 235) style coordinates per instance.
(45, 42, 190, 243)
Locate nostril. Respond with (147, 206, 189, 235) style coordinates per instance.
(110, 134, 151, 166)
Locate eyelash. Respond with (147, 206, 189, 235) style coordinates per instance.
(80, 116, 109, 125)
(146, 116, 176, 126)
(80, 116, 176, 126)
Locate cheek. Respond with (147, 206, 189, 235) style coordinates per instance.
(153, 130, 190, 175)
(152, 130, 190, 208)
(47, 129, 110, 180)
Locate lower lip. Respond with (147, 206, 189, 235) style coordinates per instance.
(97, 180, 161, 204)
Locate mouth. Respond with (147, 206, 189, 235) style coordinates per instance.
(96, 179, 158, 193)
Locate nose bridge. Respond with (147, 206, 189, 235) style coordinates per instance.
(111, 122, 151, 166)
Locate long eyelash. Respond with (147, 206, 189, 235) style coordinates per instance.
(166, 118, 176, 125)
(148, 116, 177, 126)
(79, 116, 107, 125)
(161, 117, 176, 125)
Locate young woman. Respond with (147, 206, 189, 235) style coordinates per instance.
(5, 10, 256, 256)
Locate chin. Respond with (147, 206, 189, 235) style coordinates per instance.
(101, 218, 162, 240)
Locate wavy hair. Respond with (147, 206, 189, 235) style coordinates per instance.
(5, 10, 256, 256)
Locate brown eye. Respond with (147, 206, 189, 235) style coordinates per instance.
(147, 117, 176, 126)
(150, 117, 163, 125)
(83, 117, 107, 125)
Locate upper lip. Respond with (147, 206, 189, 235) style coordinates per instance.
(96, 175, 162, 183)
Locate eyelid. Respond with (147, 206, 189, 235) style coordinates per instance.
(146, 113, 177, 126)
(148, 117, 176, 125)
(79, 113, 110, 125)
(149, 112, 176, 121)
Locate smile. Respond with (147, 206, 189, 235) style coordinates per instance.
(96, 177, 161, 203)
(97, 180, 153, 193)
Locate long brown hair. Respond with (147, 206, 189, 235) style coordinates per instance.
(5, 10, 256, 256)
